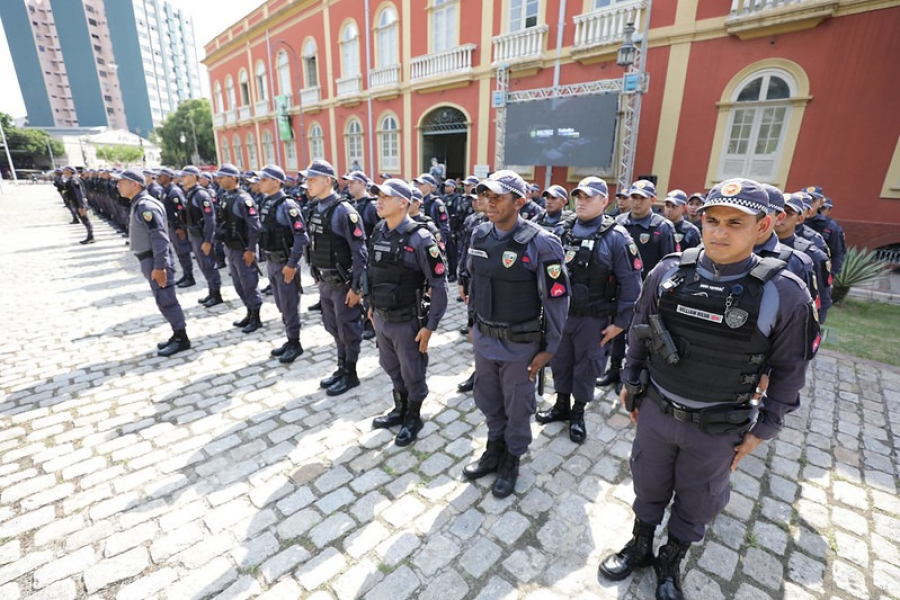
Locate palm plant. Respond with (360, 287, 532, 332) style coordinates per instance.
(831, 247, 889, 304)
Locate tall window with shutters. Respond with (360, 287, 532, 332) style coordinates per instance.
(345, 118, 364, 171)
(375, 6, 399, 68)
(432, 0, 457, 53)
(378, 114, 400, 172)
(247, 133, 258, 169)
(309, 123, 325, 162)
(232, 135, 243, 169)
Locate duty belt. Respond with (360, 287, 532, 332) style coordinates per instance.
(134, 250, 153, 261)
(316, 267, 347, 286)
(375, 306, 417, 323)
(646, 385, 756, 435)
(266, 250, 288, 263)
(475, 316, 542, 343)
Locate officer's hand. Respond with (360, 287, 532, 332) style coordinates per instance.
(243, 250, 255, 267)
(176, 228, 186, 240)
(282, 265, 297, 284)
(731, 433, 764, 471)
(367, 308, 374, 322)
(527, 351, 553, 382)
(619, 387, 639, 423)
(151, 269, 167, 288)
(77, 207, 86, 217)
(345, 289, 361, 307)
(201, 242, 212, 256)
(458, 285, 468, 304)
(600, 324, 624, 347)
(415, 328, 433, 353)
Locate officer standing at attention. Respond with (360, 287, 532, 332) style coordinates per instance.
(519, 184, 545, 220)
(367, 179, 448, 446)
(663, 190, 701, 251)
(599, 180, 677, 389)
(442, 179, 463, 281)
(598, 178, 818, 600)
(62, 166, 95, 244)
(462, 170, 570, 498)
(114, 168, 190, 357)
(306, 160, 369, 396)
(685, 192, 705, 232)
(257, 164, 310, 363)
(178, 166, 223, 308)
(412, 174, 450, 246)
(803, 185, 846, 277)
(144, 169, 164, 200)
(214, 163, 265, 333)
(156, 167, 195, 289)
(532, 185, 572, 231)
(455, 190, 488, 393)
(606, 190, 629, 218)
(536, 177, 642, 443)
(343, 170, 379, 340)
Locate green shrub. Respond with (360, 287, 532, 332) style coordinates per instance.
(832, 247, 889, 304)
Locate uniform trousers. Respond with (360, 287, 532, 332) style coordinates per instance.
(549, 314, 610, 404)
(139, 257, 186, 330)
(372, 312, 428, 404)
(226, 247, 262, 309)
(267, 259, 301, 339)
(319, 281, 363, 363)
(189, 234, 221, 292)
(169, 226, 194, 278)
(631, 393, 746, 543)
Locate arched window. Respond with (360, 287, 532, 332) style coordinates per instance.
(341, 22, 360, 79)
(239, 70, 250, 105)
(214, 81, 224, 113)
(378, 114, 400, 171)
(303, 39, 318, 88)
(309, 123, 324, 161)
(232, 134, 243, 169)
(345, 118, 364, 171)
(277, 50, 291, 97)
(225, 76, 235, 110)
(262, 130, 275, 165)
(220, 137, 231, 164)
(285, 140, 298, 170)
(718, 70, 796, 182)
(431, 0, 457, 53)
(255, 61, 268, 102)
(376, 6, 399, 68)
(247, 132, 258, 169)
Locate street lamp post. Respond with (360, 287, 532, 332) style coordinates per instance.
(616, 17, 651, 193)
(188, 116, 200, 164)
(0, 119, 19, 183)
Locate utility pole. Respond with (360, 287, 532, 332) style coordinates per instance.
(0, 119, 19, 183)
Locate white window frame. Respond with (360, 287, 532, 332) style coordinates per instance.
(431, 0, 458, 53)
(309, 123, 325, 162)
(255, 61, 268, 102)
(345, 118, 364, 171)
(303, 39, 318, 88)
(247, 132, 258, 169)
(375, 6, 399, 68)
(378, 114, 400, 172)
(214, 81, 223, 113)
(262, 130, 275, 165)
(276, 50, 291, 96)
(225, 76, 235, 110)
(220, 137, 231, 164)
(232, 134, 243, 169)
(238, 70, 250, 106)
(341, 22, 361, 79)
(285, 140, 298, 170)
(509, 0, 539, 31)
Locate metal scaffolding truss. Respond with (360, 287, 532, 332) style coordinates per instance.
(506, 80, 623, 103)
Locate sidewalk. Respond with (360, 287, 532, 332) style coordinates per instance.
(1, 185, 898, 599)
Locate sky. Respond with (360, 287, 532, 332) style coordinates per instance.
(0, 0, 263, 120)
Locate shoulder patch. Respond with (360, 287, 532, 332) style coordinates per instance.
(543, 259, 569, 298)
(425, 243, 446, 278)
(142, 211, 153, 221)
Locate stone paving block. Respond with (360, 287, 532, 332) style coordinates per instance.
(114, 567, 177, 600)
(742, 547, 783, 591)
(297, 546, 347, 590)
(0, 506, 56, 538)
(258, 579, 303, 600)
(214, 574, 262, 600)
(376, 531, 421, 567)
(310, 513, 356, 548)
(697, 541, 738, 581)
(459, 537, 502, 578)
(0, 542, 19, 567)
(333, 558, 382, 600)
(104, 522, 158, 558)
(412, 533, 460, 576)
(164, 556, 238, 599)
(503, 546, 548, 583)
(472, 576, 517, 600)
(364, 565, 420, 600)
(833, 559, 868, 598)
(491, 511, 531, 546)
(419, 569, 469, 600)
(259, 544, 311, 584)
(834, 530, 870, 569)
(82, 547, 148, 594)
(149, 522, 206, 563)
(171, 532, 234, 569)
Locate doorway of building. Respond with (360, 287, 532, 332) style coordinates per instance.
(420, 106, 468, 181)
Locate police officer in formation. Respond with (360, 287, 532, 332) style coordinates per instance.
(178, 166, 223, 308)
(113, 168, 190, 357)
(214, 163, 264, 333)
(519, 184, 545, 220)
(367, 178, 448, 446)
(156, 168, 195, 288)
(531, 185, 572, 231)
(599, 178, 818, 600)
(455, 190, 487, 394)
(305, 160, 369, 396)
(686, 192, 705, 231)
(412, 173, 450, 245)
(61, 166, 95, 244)
(536, 177, 642, 443)
(803, 185, 846, 277)
(256, 164, 309, 364)
(342, 170, 379, 340)
(461, 170, 569, 499)
(662, 190, 701, 252)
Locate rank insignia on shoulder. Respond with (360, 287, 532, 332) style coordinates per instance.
(353, 227, 363, 238)
(550, 283, 567, 297)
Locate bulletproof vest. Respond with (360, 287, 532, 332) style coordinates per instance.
(368, 222, 428, 311)
(534, 210, 572, 232)
(162, 184, 183, 225)
(470, 220, 542, 325)
(621, 212, 668, 277)
(308, 198, 353, 270)
(559, 215, 618, 318)
(259, 194, 295, 253)
(182, 187, 205, 229)
(651, 248, 784, 404)
(217, 189, 250, 244)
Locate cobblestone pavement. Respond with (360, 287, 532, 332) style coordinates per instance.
(1, 185, 899, 600)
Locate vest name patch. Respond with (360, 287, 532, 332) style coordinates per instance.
(677, 304, 723, 324)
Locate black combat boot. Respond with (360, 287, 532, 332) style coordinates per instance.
(654, 535, 691, 600)
(202, 291, 224, 307)
(569, 401, 587, 444)
(270, 340, 290, 357)
(535, 393, 571, 424)
(491, 451, 520, 498)
(233, 308, 251, 328)
(326, 361, 360, 396)
(320, 359, 345, 388)
(157, 334, 177, 350)
(307, 300, 322, 312)
(197, 289, 212, 305)
(278, 339, 304, 364)
(457, 372, 475, 392)
(79, 234, 95, 245)
(157, 329, 191, 357)
(463, 438, 507, 480)
(241, 307, 262, 333)
(372, 390, 408, 429)
(395, 401, 423, 447)
(596, 367, 620, 387)
(598, 519, 657, 581)
(176, 275, 196, 288)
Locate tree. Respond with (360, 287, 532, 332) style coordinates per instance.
(95, 144, 144, 165)
(0, 112, 65, 171)
(151, 99, 216, 167)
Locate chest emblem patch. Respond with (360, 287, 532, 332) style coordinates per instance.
(502, 251, 517, 268)
(640, 233, 650, 244)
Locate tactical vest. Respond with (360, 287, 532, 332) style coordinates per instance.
(182, 187, 205, 231)
(560, 215, 618, 318)
(368, 222, 428, 318)
(621, 212, 668, 276)
(259, 194, 295, 253)
(651, 249, 784, 404)
(355, 196, 376, 237)
(470, 221, 542, 327)
(534, 210, 572, 232)
(216, 190, 250, 246)
(308, 199, 352, 270)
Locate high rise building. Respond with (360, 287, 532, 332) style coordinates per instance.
(1, 0, 202, 134)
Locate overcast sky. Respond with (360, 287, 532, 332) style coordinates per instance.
(0, 0, 263, 119)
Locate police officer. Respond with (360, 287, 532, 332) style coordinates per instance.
(143, 169, 164, 200)
(199, 172, 227, 269)
(455, 190, 488, 393)
(461, 170, 570, 498)
(598, 178, 818, 600)
(663, 190, 701, 251)
(776, 194, 833, 323)
(367, 178, 448, 446)
(62, 166, 94, 244)
(156, 167, 195, 288)
(55, 168, 78, 224)
(442, 178, 463, 281)
(114, 168, 190, 357)
(342, 170, 378, 238)
(412, 174, 450, 245)
(178, 166, 223, 307)
(306, 160, 369, 396)
(803, 185, 846, 277)
(599, 180, 677, 388)
(257, 165, 310, 363)
(214, 163, 264, 333)
(792, 192, 831, 259)
(686, 192, 705, 231)
(607, 190, 631, 218)
(536, 177, 642, 443)
(532, 185, 572, 231)
(519, 184, 545, 220)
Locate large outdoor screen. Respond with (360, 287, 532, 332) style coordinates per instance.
(504, 94, 619, 169)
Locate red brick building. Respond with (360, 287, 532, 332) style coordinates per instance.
(203, 0, 900, 249)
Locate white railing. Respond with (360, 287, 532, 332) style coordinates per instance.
(225, 109, 236, 124)
(574, 0, 646, 49)
(492, 25, 548, 65)
(410, 44, 476, 82)
(238, 106, 252, 121)
(336, 74, 362, 98)
(729, 0, 831, 16)
(299, 86, 320, 107)
(214, 113, 225, 127)
(369, 64, 401, 89)
(254, 100, 269, 117)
